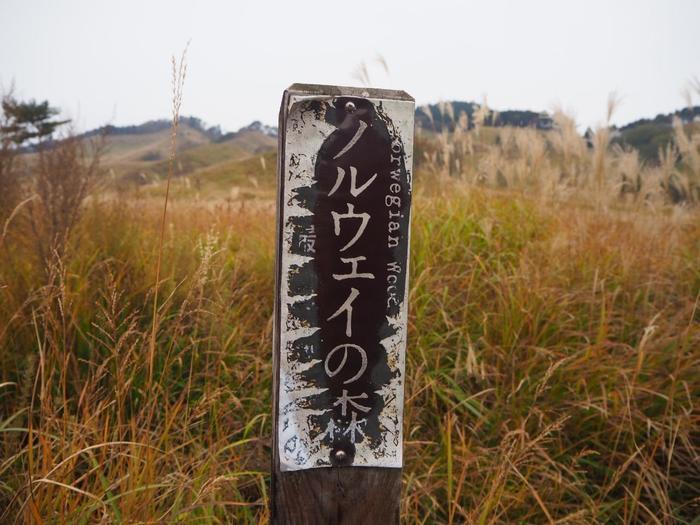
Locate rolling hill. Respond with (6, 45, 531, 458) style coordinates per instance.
(94, 118, 277, 194)
(613, 106, 700, 161)
(92, 101, 700, 199)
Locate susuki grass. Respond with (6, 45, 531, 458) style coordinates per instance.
(416, 92, 700, 208)
(1, 85, 700, 522)
(1, 199, 276, 523)
(404, 186, 699, 523)
(1, 181, 698, 523)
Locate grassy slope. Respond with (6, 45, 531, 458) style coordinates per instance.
(102, 126, 276, 189)
(0, 171, 698, 522)
(101, 123, 211, 165)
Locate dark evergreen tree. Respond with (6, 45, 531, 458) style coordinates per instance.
(0, 97, 69, 146)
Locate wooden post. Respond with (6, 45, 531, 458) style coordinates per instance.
(272, 84, 414, 524)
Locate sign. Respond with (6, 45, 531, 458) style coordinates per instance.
(273, 84, 414, 472)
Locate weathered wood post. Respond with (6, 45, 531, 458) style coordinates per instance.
(272, 84, 415, 524)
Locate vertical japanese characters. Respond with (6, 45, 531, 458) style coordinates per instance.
(278, 92, 413, 471)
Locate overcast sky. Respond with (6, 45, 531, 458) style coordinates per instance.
(2, 0, 699, 132)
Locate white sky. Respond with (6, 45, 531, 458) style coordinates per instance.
(2, 0, 699, 132)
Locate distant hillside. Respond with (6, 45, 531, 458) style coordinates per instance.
(86, 118, 276, 193)
(417, 100, 700, 164)
(98, 121, 211, 166)
(85, 116, 224, 140)
(86, 101, 700, 189)
(219, 121, 277, 141)
(613, 106, 700, 162)
(415, 101, 552, 131)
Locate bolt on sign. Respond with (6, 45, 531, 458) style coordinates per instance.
(273, 84, 414, 473)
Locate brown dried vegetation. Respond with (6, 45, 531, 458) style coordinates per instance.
(0, 81, 699, 522)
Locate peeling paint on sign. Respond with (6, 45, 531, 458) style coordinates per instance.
(274, 84, 414, 472)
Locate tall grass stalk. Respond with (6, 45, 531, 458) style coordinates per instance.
(149, 44, 188, 386)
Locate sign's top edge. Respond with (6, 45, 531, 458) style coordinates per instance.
(286, 83, 414, 102)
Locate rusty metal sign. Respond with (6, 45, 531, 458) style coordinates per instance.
(273, 84, 414, 471)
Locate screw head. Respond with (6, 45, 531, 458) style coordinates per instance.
(345, 101, 356, 113)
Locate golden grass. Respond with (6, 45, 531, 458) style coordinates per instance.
(0, 92, 699, 522)
(0, 180, 698, 522)
(416, 95, 700, 208)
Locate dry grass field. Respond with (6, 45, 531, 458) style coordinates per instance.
(1, 86, 699, 523)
